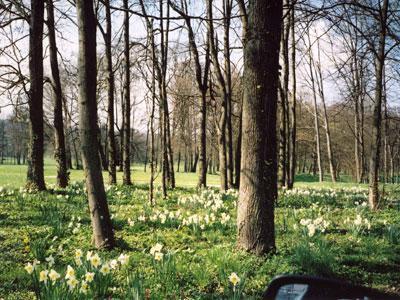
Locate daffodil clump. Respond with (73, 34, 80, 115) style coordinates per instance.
(344, 213, 372, 235)
(124, 188, 235, 233)
(299, 216, 330, 237)
(24, 250, 129, 299)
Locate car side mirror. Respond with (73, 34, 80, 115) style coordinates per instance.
(263, 275, 399, 300)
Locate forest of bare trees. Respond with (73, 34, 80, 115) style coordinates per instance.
(1, 0, 400, 255)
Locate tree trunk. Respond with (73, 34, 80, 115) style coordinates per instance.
(315, 38, 336, 182)
(198, 89, 208, 187)
(307, 33, 323, 182)
(76, 0, 114, 249)
(224, 0, 234, 189)
(104, 0, 117, 185)
(237, 0, 282, 255)
(235, 98, 243, 188)
(27, 0, 46, 191)
(287, 0, 296, 189)
(47, 0, 68, 188)
(368, 0, 388, 210)
(122, 0, 132, 185)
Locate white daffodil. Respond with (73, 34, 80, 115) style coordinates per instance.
(90, 253, 101, 268)
(48, 269, 61, 282)
(39, 270, 49, 283)
(65, 265, 75, 279)
(24, 262, 34, 274)
(150, 243, 163, 256)
(85, 272, 95, 283)
(229, 272, 240, 287)
(118, 253, 129, 266)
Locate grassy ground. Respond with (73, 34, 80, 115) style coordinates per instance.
(1, 162, 400, 299)
(0, 160, 220, 188)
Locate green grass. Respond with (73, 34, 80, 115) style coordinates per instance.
(0, 159, 221, 188)
(1, 161, 400, 299)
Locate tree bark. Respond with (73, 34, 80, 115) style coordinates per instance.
(287, 0, 296, 189)
(368, 0, 388, 210)
(76, 0, 114, 249)
(307, 33, 323, 182)
(27, 0, 46, 191)
(104, 0, 117, 184)
(237, 0, 282, 255)
(122, 0, 132, 185)
(47, 0, 68, 188)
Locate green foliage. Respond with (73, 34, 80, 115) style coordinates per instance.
(1, 164, 400, 298)
(292, 237, 336, 277)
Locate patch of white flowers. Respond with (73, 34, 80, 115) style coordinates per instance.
(299, 216, 330, 237)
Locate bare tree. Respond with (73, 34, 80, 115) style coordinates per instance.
(46, 0, 69, 188)
(26, 0, 45, 190)
(76, 0, 114, 249)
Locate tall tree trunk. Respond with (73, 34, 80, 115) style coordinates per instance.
(307, 34, 323, 182)
(237, 0, 282, 255)
(47, 0, 68, 188)
(27, 0, 46, 191)
(278, 0, 290, 187)
(173, 5, 210, 188)
(207, 0, 227, 190)
(104, 0, 117, 184)
(315, 38, 336, 182)
(224, 0, 234, 189)
(122, 0, 132, 185)
(368, 0, 388, 210)
(149, 23, 156, 205)
(287, 0, 296, 189)
(76, 0, 114, 249)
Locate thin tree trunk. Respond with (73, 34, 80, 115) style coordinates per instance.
(224, 0, 234, 188)
(47, 0, 68, 188)
(103, 0, 117, 184)
(315, 38, 336, 182)
(122, 0, 132, 185)
(287, 0, 296, 189)
(76, 0, 114, 249)
(307, 33, 323, 182)
(369, 0, 388, 210)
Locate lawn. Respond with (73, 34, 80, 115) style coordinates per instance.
(0, 162, 400, 299)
